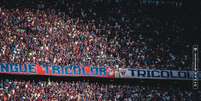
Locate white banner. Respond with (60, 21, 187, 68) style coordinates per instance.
(118, 68, 201, 80)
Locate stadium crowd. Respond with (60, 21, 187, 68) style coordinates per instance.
(0, 0, 190, 70)
(0, 79, 199, 101)
(0, 0, 200, 101)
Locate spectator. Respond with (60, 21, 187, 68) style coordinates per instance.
(0, 0, 191, 70)
(1, 79, 199, 101)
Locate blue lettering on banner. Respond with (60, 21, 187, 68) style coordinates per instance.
(0, 64, 9, 72)
(52, 65, 61, 74)
(170, 71, 178, 78)
(12, 64, 19, 72)
(161, 71, 169, 78)
(178, 71, 186, 78)
(64, 66, 72, 75)
(152, 71, 160, 77)
(73, 65, 81, 75)
(9, 64, 14, 72)
(19, 64, 27, 72)
(100, 68, 106, 76)
(0, 63, 113, 78)
(128, 69, 135, 76)
(147, 70, 151, 77)
(138, 70, 146, 77)
(120, 68, 201, 80)
(28, 64, 36, 73)
(61, 66, 65, 75)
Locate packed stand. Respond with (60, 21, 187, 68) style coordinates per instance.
(0, 79, 199, 101)
(0, 8, 119, 68)
(0, 0, 191, 70)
